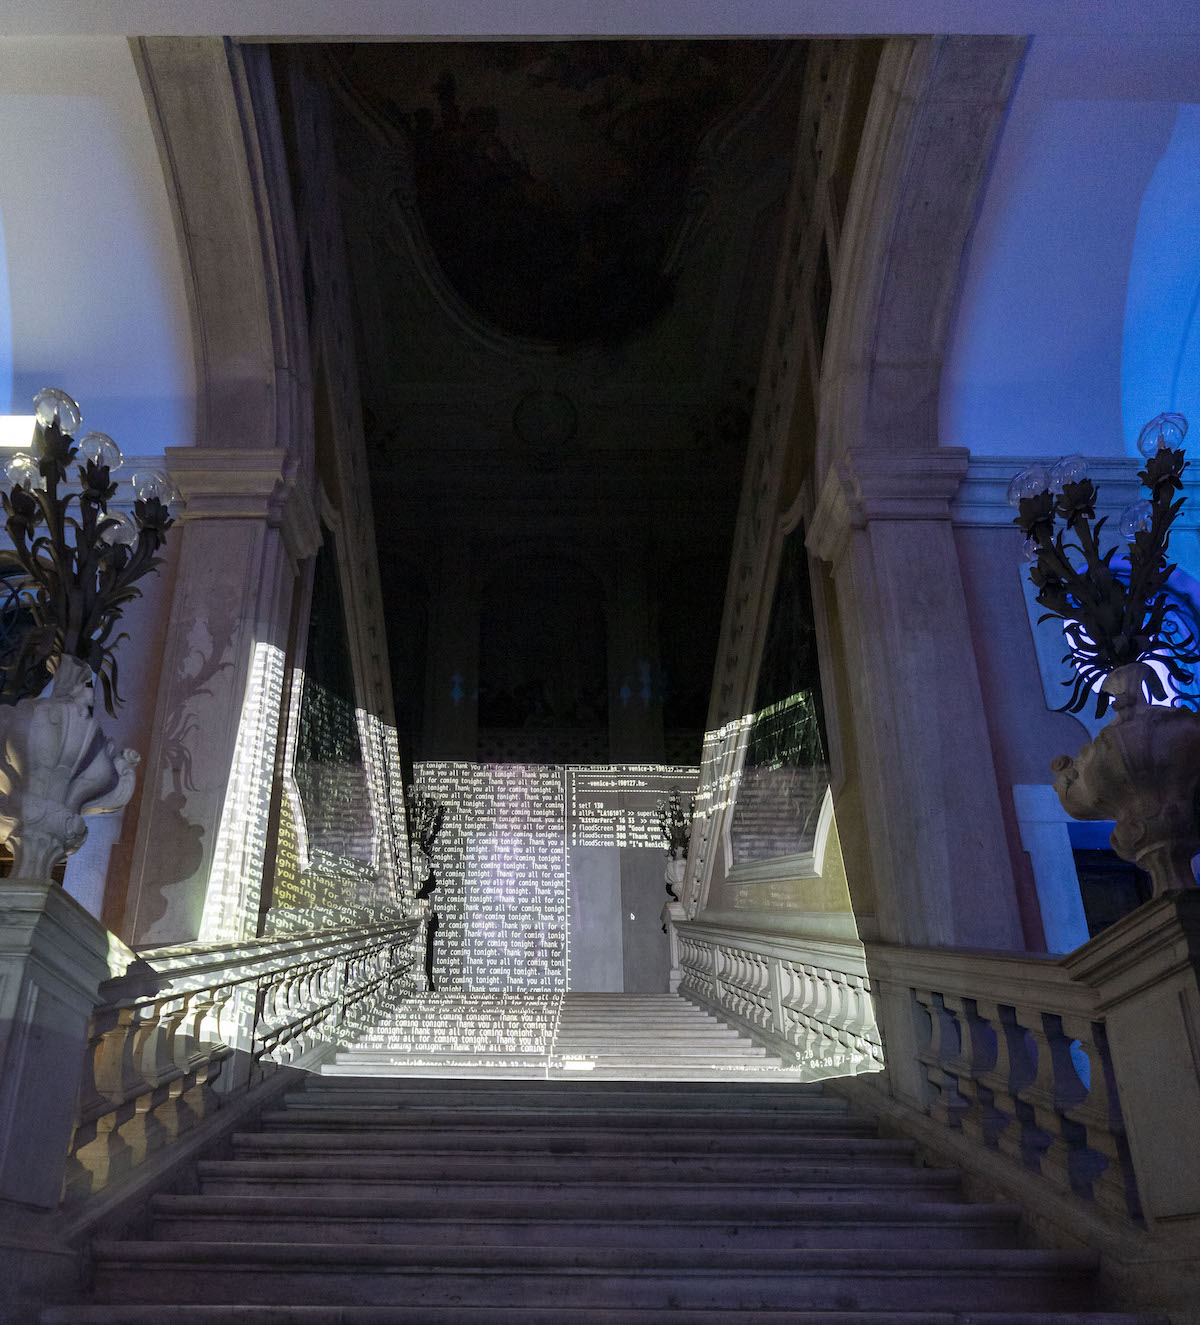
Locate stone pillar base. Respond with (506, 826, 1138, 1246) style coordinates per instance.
(0, 881, 111, 1212)
(1065, 891, 1200, 1230)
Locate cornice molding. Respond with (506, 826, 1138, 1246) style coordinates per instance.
(808, 446, 969, 563)
(953, 455, 1200, 530)
(166, 446, 322, 563)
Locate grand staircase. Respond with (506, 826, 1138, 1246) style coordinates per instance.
(42, 1049, 1164, 1322)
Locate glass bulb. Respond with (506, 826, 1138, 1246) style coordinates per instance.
(1048, 453, 1089, 493)
(1118, 498, 1154, 539)
(76, 430, 122, 471)
(1005, 465, 1052, 508)
(131, 469, 178, 506)
(99, 512, 140, 548)
(1136, 412, 1188, 457)
(1020, 536, 1040, 564)
(32, 387, 82, 435)
(5, 453, 45, 491)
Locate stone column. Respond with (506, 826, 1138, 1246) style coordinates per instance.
(1066, 891, 1200, 1231)
(808, 448, 1024, 949)
(123, 450, 319, 945)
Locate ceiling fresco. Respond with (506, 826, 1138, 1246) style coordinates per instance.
(325, 41, 776, 346)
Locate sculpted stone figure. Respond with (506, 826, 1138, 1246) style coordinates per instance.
(0, 657, 139, 879)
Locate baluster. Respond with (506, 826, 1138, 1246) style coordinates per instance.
(1070, 1022, 1144, 1219)
(768, 955, 784, 1040)
(64, 1004, 140, 1202)
(913, 989, 968, 1129)
(992, 1003, 1054, 1172)
(944, 996, 1004, 1148)
(1012, 1006, 1076, 1194)
(120, 998, 181, 1170)
(1055, 1014, 1141, 1220)
(796, 965, 819, 1058)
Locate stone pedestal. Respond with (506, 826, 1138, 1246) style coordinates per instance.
(0, 881, 110, 1212)
(1065, 891, 1200, 1230)
(0, 881, 110, 1319)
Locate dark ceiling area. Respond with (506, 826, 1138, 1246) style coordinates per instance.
(324, 41, 777, 346)
(282, 39, 807, 765)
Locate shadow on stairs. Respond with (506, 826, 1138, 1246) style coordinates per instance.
(39, 1066, 1165, 1323)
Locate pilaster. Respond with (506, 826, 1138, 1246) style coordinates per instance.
(124, 452, 319, 945)
(808, 448, 1023, 949)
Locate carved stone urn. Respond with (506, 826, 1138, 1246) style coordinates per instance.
(0, 658, 140, 878)
(1052, 662, 1200, 896)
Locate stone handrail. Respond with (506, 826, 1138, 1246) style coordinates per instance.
(64, 916, 422, 1203)
(666, 916, 1145, 1226)
(670, 916, 884, 1078)
(861, 941, 1141, 1224)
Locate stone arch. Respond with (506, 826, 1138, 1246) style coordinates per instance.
(816, 35, 1028, 479)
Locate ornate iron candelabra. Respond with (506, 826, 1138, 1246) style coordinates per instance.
(1009, 412, 1197, 716)
(1010, 412, 1200, 898)
(0, 387, 176, 714)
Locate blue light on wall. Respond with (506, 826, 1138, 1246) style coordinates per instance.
(1122, 104, 1200, 457)
(0, 202, 11, 414)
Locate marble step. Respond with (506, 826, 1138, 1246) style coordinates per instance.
(148, 1193, 1022, 1249)
(40, 1309, 1171, 1325)
(260, 1109, 878, 1136)
(205, 1149, 924, 1186)
(320, 1062, 817, 1080)
(195, 1159, 964, 1201)
(289, 1078, 830, 1104)
(334, 1054, 774, 1069)
(321, 1062, 808, 1080)
(268, 1103, 856, 1129)
(231, 1129, 915, 1161)
(300, 1074, 825, 1090)
(83, 1242, 1104, 1311)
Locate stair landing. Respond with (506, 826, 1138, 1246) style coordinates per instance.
(325, 992, 813, 1080)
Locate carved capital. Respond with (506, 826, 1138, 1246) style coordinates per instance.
(808, 447, 969, 565)
(167, 447, 322, 563)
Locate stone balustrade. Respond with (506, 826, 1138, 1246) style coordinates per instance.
(862, 943, 1141, 1224)
(64, 917, 422, 1203)
(668, 917, 1146, 1225)
(670, 917, 884, 1078)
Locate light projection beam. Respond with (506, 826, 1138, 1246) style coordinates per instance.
(413, 762, 699, 993)
(200, 641, 286, 942)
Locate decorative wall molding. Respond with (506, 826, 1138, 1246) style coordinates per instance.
(952, 456, 1200, 530)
